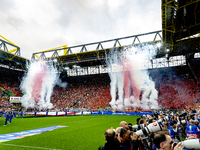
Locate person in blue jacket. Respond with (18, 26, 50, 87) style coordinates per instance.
(168, 121, 176, 141)
(13, 111, 16, 118)
(9, 111, 13, 124)
(186, 119, 198, 138)
(4, 111, 10, 126)
(20, 110, 23, 118)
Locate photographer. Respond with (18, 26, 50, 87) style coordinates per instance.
(98, 129, 124, 150)
(120, 127, 141, 150)
(138, 118, 154, 150)
(148, 118, 156, 124)
(176, 117, 184, 141)
(120, 121, 129, 128)
(170, 115, 178, 123)
(168, 120, 181, 142)
(178, 115, 187, 138)
(162, 120, 169, 132)
(186, 119, 198, 138)
(132, 117, 159, 150)
(116, 127, 123, 143)
(138, 119, 148, 127)
(168, 121, 176, 141)
(154, 131, 184, 150)
(194, 120, 200, 137)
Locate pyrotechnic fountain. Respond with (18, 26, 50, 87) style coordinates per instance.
(20, 60, 67, 110)
(107, 45, 159, 110)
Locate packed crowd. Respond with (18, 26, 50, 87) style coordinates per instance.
(99, 107, 200, 150)
(151, 66, 200, 109)
(0, 67, 23, 96)
(0, 67, 23, 110)
(0, 60, 200, 111)
(51, 74, 111, 110)
(50, 64, 200, 111)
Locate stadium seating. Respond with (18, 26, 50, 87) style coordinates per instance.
(0, 60, 200, 111)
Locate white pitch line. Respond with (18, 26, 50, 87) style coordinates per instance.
(0, 143, 62, 150)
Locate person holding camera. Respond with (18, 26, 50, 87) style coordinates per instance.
(120, 127, 142, 150)
(168, 121, 176, 141)
(177, 115, 187, 139)
(131, 117, 158, 150)
(154, 131, 184, 150)
(168, 120, 181, 142)
(99, 127, 142, 150)
(120, 121, 129, 128)
(176, 117, 184, 141)
(170, 115, 178, 123)
(98, 128, 124, 150)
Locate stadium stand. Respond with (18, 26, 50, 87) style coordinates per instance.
(51, 74, 111, 111)
(1, 59, 200, 111)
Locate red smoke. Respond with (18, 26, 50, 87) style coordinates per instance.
(30, 64, 48, 105)
(122, 60, 140, 102)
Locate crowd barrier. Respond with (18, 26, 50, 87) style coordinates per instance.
(19, 111, 153, 117)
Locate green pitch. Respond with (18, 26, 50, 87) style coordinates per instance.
(0, 115, 139, 150)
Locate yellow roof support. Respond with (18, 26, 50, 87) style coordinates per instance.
(0, 35, 19, 47)
(63, 45, 68, 55)
(0, 35, 20, 55)
(36, 45, 68, 55)
(9, 48, 18, 53)
(34, 54, 40, 58)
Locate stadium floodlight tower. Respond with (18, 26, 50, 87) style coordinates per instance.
(162, 0, 200, 57)
(162, 0, 200, 89)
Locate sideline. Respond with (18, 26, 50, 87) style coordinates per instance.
(0, 143, 62, 150)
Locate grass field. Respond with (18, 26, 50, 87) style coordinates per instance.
(0, 115, 139, 150)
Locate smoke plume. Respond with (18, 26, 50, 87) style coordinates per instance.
(106, 44, 159, 110)
(20, 60, 67, 110)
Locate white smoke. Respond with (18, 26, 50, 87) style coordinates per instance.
(107, 44, 159, 110)
(56, 78, 68, 88)
(20, 60, 67, 110)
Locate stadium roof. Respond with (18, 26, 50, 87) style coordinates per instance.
(162, 0, 200, 57)
(0, 35, 29, 70)
(1, 0, 200, 71)
(31, 30, 163, 69)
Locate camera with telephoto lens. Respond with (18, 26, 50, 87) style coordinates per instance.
(157, 116, 169, 123)
(132, 123, 146, 130)
(153, 113, 159, 120)
(179, 112, 187, 118)
(178, 113, 187, 124)
(173, 139, 200, 149)
(152, 117, 157, 120)
(130, 122, 163, 137)
(194, 120, 199, 126)
(180, 119, 186, 124)
(189, 114, 195, 120)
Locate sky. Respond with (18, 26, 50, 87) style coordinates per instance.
(0, 0, 161, 60)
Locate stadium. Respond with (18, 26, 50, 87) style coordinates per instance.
(1, 0, 200, 150)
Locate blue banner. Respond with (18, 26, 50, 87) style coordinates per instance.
(0, 126, 68, 143)
(102, 112, 153, 115)
(22, 111, 153, 117)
